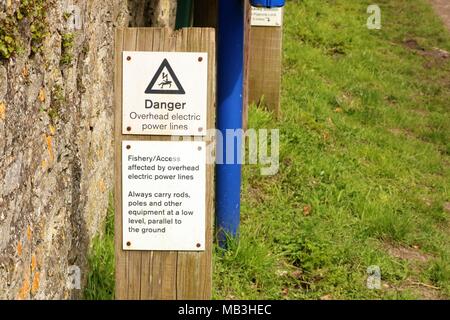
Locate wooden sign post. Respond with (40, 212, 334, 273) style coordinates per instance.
(248, 6, 283, 119)
(114, 27, 215, 300)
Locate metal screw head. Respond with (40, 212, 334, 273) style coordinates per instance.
(198, 57, 203, 62)
(198, 127, 203, 132)
(196, 243, 201, 248)
(126, 126, 131, 132)
(126, 241, 131, 247)
(126, 145, 131, 150)
(198, 146, 202, 151)
(127, 56, 131, 61)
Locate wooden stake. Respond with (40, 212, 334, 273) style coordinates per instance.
(243, 0, 252, 130)
(114, 27, 215, 300)
(248, 8, 284, 119)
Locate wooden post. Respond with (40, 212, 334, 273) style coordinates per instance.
(243, 0, 251, 130)
(114, 27, 215, 300)
(248, 7, 284, 119)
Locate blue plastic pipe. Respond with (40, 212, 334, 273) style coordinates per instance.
(216, 0, 245, 246)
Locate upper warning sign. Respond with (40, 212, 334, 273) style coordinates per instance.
(123, 52, 208, 136)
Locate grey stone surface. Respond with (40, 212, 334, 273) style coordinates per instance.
(0, 0, 132, 300)
(128, 0, 177, 28)
(0, 0, 178, 301)
(0, 65, 6, 100)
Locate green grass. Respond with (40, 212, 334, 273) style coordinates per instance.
(84, 194, 115, 300)
(85, 0, 450, 300)
(214, 0, 450, 300)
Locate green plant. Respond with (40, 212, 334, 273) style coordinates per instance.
(0, 0, 49, 59)
(0, 17, 19, 59)
(47, 84, 64, 122)
(213, 0, 450, 299)
(60, 33, 74, 66)
(84, 194, 115, 300)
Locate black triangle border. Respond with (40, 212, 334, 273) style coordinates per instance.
(145, 58, 186, 95)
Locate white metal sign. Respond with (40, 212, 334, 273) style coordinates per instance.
(123, 51, 208, 136)
(251, 7, 283, 27)
(122, 140, 206, 251)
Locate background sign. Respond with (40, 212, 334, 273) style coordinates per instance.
(122, 140, 206, 251)
(123, 52, 208, 136)
(251, 7, 283, 27)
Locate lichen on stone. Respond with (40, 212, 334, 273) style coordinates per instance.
(0, 0, 49, 59)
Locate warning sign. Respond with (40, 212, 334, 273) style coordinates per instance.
(145, 59, 185, 95)
(122, 52, 208, 136)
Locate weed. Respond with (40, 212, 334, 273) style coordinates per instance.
(84, 193, 115, 300)
(0, 0, 49, 59)
(60, 33, 75, 66)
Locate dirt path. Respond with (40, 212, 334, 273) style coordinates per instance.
(429, 0, 450, 31)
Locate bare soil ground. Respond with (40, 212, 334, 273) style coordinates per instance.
(429, 0, 450, 30)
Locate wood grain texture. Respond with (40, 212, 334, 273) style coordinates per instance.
(248, 12, 284, 119)
(243, 0, 251, 130)
(114, 26, 127, 300)
(114, 28, 215, 300)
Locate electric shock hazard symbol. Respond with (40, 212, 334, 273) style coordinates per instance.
(145, 59, 186, 95)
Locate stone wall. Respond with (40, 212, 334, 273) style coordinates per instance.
(129, 0, 177, 28)
(0, 0, 176, 300)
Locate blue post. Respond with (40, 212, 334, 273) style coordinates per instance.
(216, 0, 245, 246)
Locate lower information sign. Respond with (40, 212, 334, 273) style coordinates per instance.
(122, 140, 206, 251)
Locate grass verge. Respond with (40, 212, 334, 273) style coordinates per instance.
(86, 0, 450, 300)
